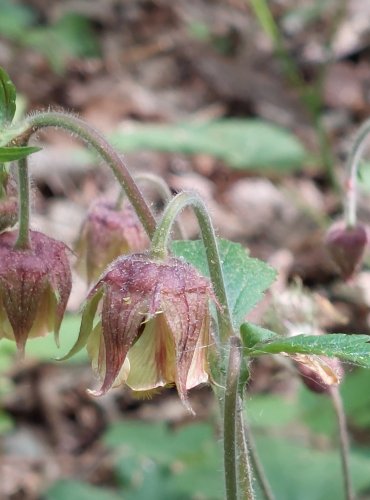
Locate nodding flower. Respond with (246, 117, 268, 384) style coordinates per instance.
(65, 253, 215, 412)
(75, 199, 149, 283)
(0, 230, 72, 354)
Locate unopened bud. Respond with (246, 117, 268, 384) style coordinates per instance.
(325, 221, 368, 279)
(294, 355, 344, 394)
(75, 199, 149, 283)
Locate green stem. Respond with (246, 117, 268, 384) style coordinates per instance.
(329, 386, 354, 500)
(21, 111, 157, 238)
(236, 399, 255, 500)
(344, 118, 370, 227)
(224, 337, 249, 500)
(134, 172, 186, 239)
(243, 413, 275, 500)
(15, 157, 30, 249)
(135, 172, 173, 204)
(150, 191, 233, 343)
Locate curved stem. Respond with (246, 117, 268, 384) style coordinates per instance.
(345, 118, 370, 228)
(135, 172, 173, 204)
(224, 336, 245, 500)
(21, 111, 157, 238)
(236, 398, 255, 500)
(134, 172, 186, 239)
(329, 386, 354, 500)
(15, 157, 30, 249)
(150, 190, 233, 343)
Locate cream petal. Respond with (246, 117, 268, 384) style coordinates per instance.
(126, 315, 176, 391)
(186, 316, 210, 390)
(87, 322, 130, 394)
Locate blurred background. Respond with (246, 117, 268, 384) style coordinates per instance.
(2, 0, 370, 499)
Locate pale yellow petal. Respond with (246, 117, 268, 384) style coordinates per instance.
(126, 315, 176, 391)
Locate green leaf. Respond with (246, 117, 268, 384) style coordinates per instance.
(240, 322, 277, 348)
(45, 480, 120, 500)
(171, 239, 276, 327)
(0, 146, 41, 163)
(23, 13, 100, 74)
(0, 314, 87, 365)
(110, 119, 307, 172)
(0, 0, 35, 39)
(255, 435, 370, 500)
(0, 67, 16, 126)
(104, 421, 222, 500)
(247, 332, 370, 368)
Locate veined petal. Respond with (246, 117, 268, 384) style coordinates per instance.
(0, 260, 49, 354)
(161, 264, 211, 406)
(126, 314, 176, 391)
(186, 314, 210, 390)
(97, 284, 148, 395)
(86, 322, 131, 393)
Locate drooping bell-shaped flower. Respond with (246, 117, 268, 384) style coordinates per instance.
(66, 254, 214, 410)
(325, 221, 368, 280)
(0, 230, 72, 353)
(75, 199, 149, 283)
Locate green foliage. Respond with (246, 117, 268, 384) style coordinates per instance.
(0, 409, 14, 434)
(172, 239, 276, 328)
(104, 421, 222, 500)
(0, 314, 87, 366)
(111, 119, 307, 172)
(0, 67, 16, 126)
(45, 480, 120, 500)
(0, 0, 35, 39)
(23, 13, 101, 74)
(0, 146, 41, 163)
(0, 1, 100, 74)
(255, 435, 370, 500)
(240, 323, 277, 348)
(244, 331, 370, 368)
(248, 391, 370, 499)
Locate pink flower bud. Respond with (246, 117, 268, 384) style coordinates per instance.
(294, 355, 344, 394)
(75, 200, 149, 283)
(65, 254, 215, 411)
(325, 221, 368, 279)
(0, 230, 72, 353)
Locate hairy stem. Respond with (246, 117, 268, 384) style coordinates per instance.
(150, 190, 233, 343)
(15, 157, 30, 249)
(236, 399, 255, 500)
(20, 111, 157, 237)
(134, 172, 186, 239)
(243, 413, 275, 500)
(224, 337, 246, 500)
(329, 386, 354, 500)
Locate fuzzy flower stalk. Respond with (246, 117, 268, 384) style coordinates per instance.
(64, 253, 215, 411)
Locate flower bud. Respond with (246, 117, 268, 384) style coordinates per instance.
(293, 354, 343, 394)
(64, 254, 214, 411)
(0, 230, 72, 353)
(75, 199, 149, 283)
(325, 221, 368, 279)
